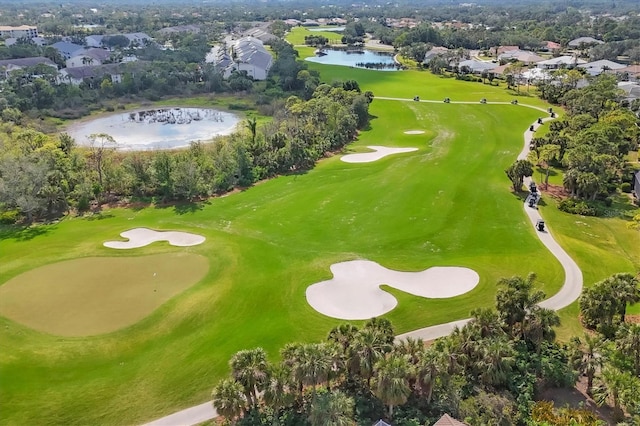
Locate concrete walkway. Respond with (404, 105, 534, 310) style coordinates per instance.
(142, 98, 583, 426)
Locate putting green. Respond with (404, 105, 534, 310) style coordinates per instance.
(0, 253, 209, 336)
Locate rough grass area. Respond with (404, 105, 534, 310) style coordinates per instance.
(0, 253, 209, 336)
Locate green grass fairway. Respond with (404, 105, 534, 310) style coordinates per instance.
(1, 54, 638, 425)
(287, 27, 344, 45)
(0, 253, 209, 336)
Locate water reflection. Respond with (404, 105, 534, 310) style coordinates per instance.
(305, 48, 400, 71)
(67, 107, 240, 151)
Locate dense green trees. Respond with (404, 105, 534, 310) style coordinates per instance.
(209, 275, 598, 424)
(0, 82, 371, 222)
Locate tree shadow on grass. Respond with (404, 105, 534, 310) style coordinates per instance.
(153, 199, 211, 215)
(0, 223, 54, 242)
(83, 212, 115, 221)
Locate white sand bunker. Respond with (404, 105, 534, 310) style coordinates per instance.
(404, 130, 425, 135)
(306, 260, 479, 320)
(341, 146, 418, 163)
(104, 228, 206, 249)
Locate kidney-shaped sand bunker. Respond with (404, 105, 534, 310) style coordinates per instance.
(0, 253, 209, 336)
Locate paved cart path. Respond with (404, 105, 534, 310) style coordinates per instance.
(143, 98, 583, 426)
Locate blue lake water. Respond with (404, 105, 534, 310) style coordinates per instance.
(305, 49, 399, 71)
(67, 108, 240, 151)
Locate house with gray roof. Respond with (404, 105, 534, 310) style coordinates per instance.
(58, 63, 124, 86)
(498, 49, 544, 65)
(578, 59, 626, 76)
(52, 41, 84, 59)
(423, 46, 449, 64)
(85, 35, 105, 48)
(0, 56, 57, 79)
(66, 48, 111, 68)
(618, 81, 640, 103)
(568, 36, 604, 47)
(458, 59, 498, 74)
(536, 55, 586, 69)
(217, 37, 273, 80)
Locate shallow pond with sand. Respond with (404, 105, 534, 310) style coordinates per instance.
(66, 107, 240, 150)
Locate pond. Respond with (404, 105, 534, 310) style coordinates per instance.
(67, 107, 241, 150)
(305, 48, 400, 71)
(308, 26, 345, 32)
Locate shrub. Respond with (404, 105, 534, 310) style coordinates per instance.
(558, 198, 597, 216)
(0, 208, 21, 224)
(621, 182, 632, 193)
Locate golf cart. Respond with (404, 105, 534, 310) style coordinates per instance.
(413, 96, 420, 101)
(536, 219, 545, 232)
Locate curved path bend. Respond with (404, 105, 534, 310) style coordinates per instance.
(143, 98, 583, 426)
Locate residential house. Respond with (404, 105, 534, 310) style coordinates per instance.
(210, 37, 273, 80)
(618, 65, 640, 82)
(51, 41, 84, 60)
(458, 59, 498, 74)
(242, 27, 277, 44)
(433, 413, 468, 426)
(0, 56, 57, 79)
(4, 36, 46, 46)
(568, 36, 604, 47)
(373, 421, 391, 426)
(544, 41, 562, 51)
(578, 59, 626, 76)
(124, 32, 152, 47)
(423, 46, 449, 64)
(536, 55, 586, 70)
(618, 81, 640, 103)
(0, 25, 38, 39)
(58, 63, 123, 86)
(66, 48, 111, 68)
(494, 45, 519, 56)
(498, 50, 544, 65)
(85, 35, 105, 48)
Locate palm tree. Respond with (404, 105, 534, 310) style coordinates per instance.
(328, 323, 359, 354)
(477, 338, 515, 389)
(496, 273, 546, 338)
(308, 390, 355, 426)
(363, 317, 395, 345)
(594, 367, 627, 420)
(245, 116, 258, 145)
(263, 365, 295, 423)
(351, 327, 393, 386)
(469, 308, 505, 339)
(297, 343, 333, 397)
(609, 273, 640, 323)
(281, 342, 305, 397)
(371, 354, 413, 418)
(230, 347, 270, 407)
(415, 347, 444, 404)
(521, 307, 560, 351)
(616, 324, 640, 376)
(569, 334, 603, 395)
(212, 378, 247, 422)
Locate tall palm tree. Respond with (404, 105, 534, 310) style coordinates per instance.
(308, 390, 355, 426)
(469, 308, 505, 339)
(496, 273, 546, 338)
(328, 323, 359, 354)
(371, 354, 413, 418)
(211, 378, 247, 422)
(363, 317, 395, 345)
(521, 307, 560, 351)
(297, 343, 333, 397)
(477, 338, 515, 389)
(609, 273, 640, 323)
(415, 347, 444, 404)
(230, 347, 270, 407)
(263, 365, 295, 424)
(351, 327, 393, 386)
(594, 366, 627, 419)
(616, 324, 640, 376)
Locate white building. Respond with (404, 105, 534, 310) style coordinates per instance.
(578, 59, 626, 76)
(0, 25, 38, 39)
(211, 37, 273, 81)
(66, 48, 111, 68)
(536, 55, 586, 69)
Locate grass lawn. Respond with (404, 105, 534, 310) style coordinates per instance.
(0, 253, 208, 336)
(287, 26, 344, 46)
(1, 52, 638, 425)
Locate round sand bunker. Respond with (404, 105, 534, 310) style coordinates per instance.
(306, 260, 479, 320)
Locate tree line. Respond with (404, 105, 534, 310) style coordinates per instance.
(212, 272, 640, 425)
(505, 74, 639, 215)
(0, 82, 372, 223)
